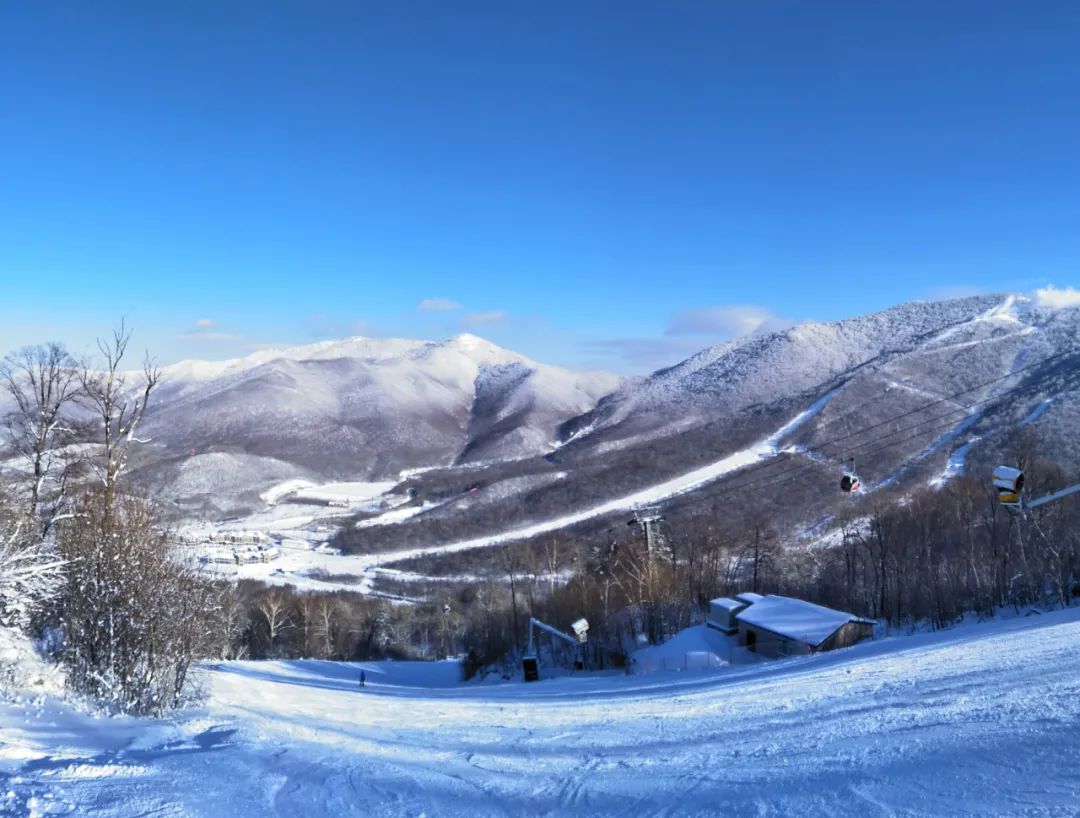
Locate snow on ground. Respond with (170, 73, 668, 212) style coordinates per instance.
(629, 624, 741, 675)
(259, 479, 315, 505)
(878, 412, 982, 490)
(293, 482, 398, 504)
(1020, 397, 1055, 426)
(210, 392, 840, 593)
(354, 501, 437, 529)
(4, 608, 1080, 816)
(929, 438, 979, 488)
(0, 628, 63, 697)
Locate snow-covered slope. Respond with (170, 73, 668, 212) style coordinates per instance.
(135, 334, 620, 509)
(120, 292, 1080, 530)
(334, 293, 1080, 562)
(567, 294, 1026, 439)
(555, 293, 1080, 490)
(3, 607, 1080, 815)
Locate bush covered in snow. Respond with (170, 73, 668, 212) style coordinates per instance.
(0, 500, 63, 631)
(53, 488, 221, 715)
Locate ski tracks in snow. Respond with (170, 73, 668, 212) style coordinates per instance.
(6, 604, 1080, 816)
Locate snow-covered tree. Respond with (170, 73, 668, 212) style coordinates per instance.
(0, 493, 63, 630)
(77, 322, 160, 511)
(55, 487, 218, 715)
(257, 587, 293, 656)
(1, 342, 82, 533)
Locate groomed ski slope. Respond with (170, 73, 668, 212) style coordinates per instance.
(4, 608, 1080, 816)
(225, 390, 840, 593)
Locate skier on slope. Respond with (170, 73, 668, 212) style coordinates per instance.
(359, 670, 366, 688)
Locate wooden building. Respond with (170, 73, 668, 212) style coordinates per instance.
(735, 595, 875, 658)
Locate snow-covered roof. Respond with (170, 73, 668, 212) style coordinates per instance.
(709, 597, 746, 612)
(735, 592, 765, 606)
(735, 596, 868, 647)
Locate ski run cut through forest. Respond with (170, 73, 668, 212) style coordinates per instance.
(3, 607, 1080, 817)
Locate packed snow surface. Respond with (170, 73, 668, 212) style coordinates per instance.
(3, 609, 1080, 815)
(293, 482, 398, 504)
(628, 624, 734, 675)
(930, 439, 978, 488)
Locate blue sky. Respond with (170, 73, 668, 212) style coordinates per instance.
(1, 1, 1078, 373)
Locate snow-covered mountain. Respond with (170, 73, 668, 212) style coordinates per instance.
(127, 292, 1079, 524)
(333, 292, 1080, 558)
(134, 334, 621, 512)
(563, 294, 1075, 445)
(551, 294, 1080, 480)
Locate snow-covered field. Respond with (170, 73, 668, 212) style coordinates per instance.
(4, 608, 1080, 816)
(259, 480, 398, 507)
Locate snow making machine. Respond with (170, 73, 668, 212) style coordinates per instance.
(992, 465, 1080, 512)
(522, 617, 589, 682)
(992, 466, 1025, 508)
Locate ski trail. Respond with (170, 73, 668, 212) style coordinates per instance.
(357, 388, 840, 583)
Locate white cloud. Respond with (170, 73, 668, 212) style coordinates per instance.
(418, 298, 461, 312)
(666, 305, 794, 339)
(461, 310, 506, 327)
(1033, 285, 1080, 310)
(194, 317, 215, 328)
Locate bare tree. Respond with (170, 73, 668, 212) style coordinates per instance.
(314, 596, 341, 659)
(78, 322, 160, 513)
(214, 584, 250, 660)
(1, 343, 82, 531)
(501, 543, 524, 654)
(257, 587, 293, 655)
(544, 539, 563, 594)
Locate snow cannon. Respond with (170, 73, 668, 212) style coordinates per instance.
(992, 466, 1024, 507)
(570, 618, 589, 643)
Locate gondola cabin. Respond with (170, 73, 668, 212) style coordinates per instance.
(992, 466, 1024, 507)
(840, 472, 861, 493)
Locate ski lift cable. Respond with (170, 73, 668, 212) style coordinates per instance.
(746, 415, 979, 497)
(680, 348, 1080, 498)
(699, 364, 1080, 502)
(814, 348, 1080, 449)
(751, 392, 1080, 499)
(696, 358, 1080, 500)
(737, 412, 1007, 499)
(785, 376, 1080, 496)
(825, 364, 1080, 467)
